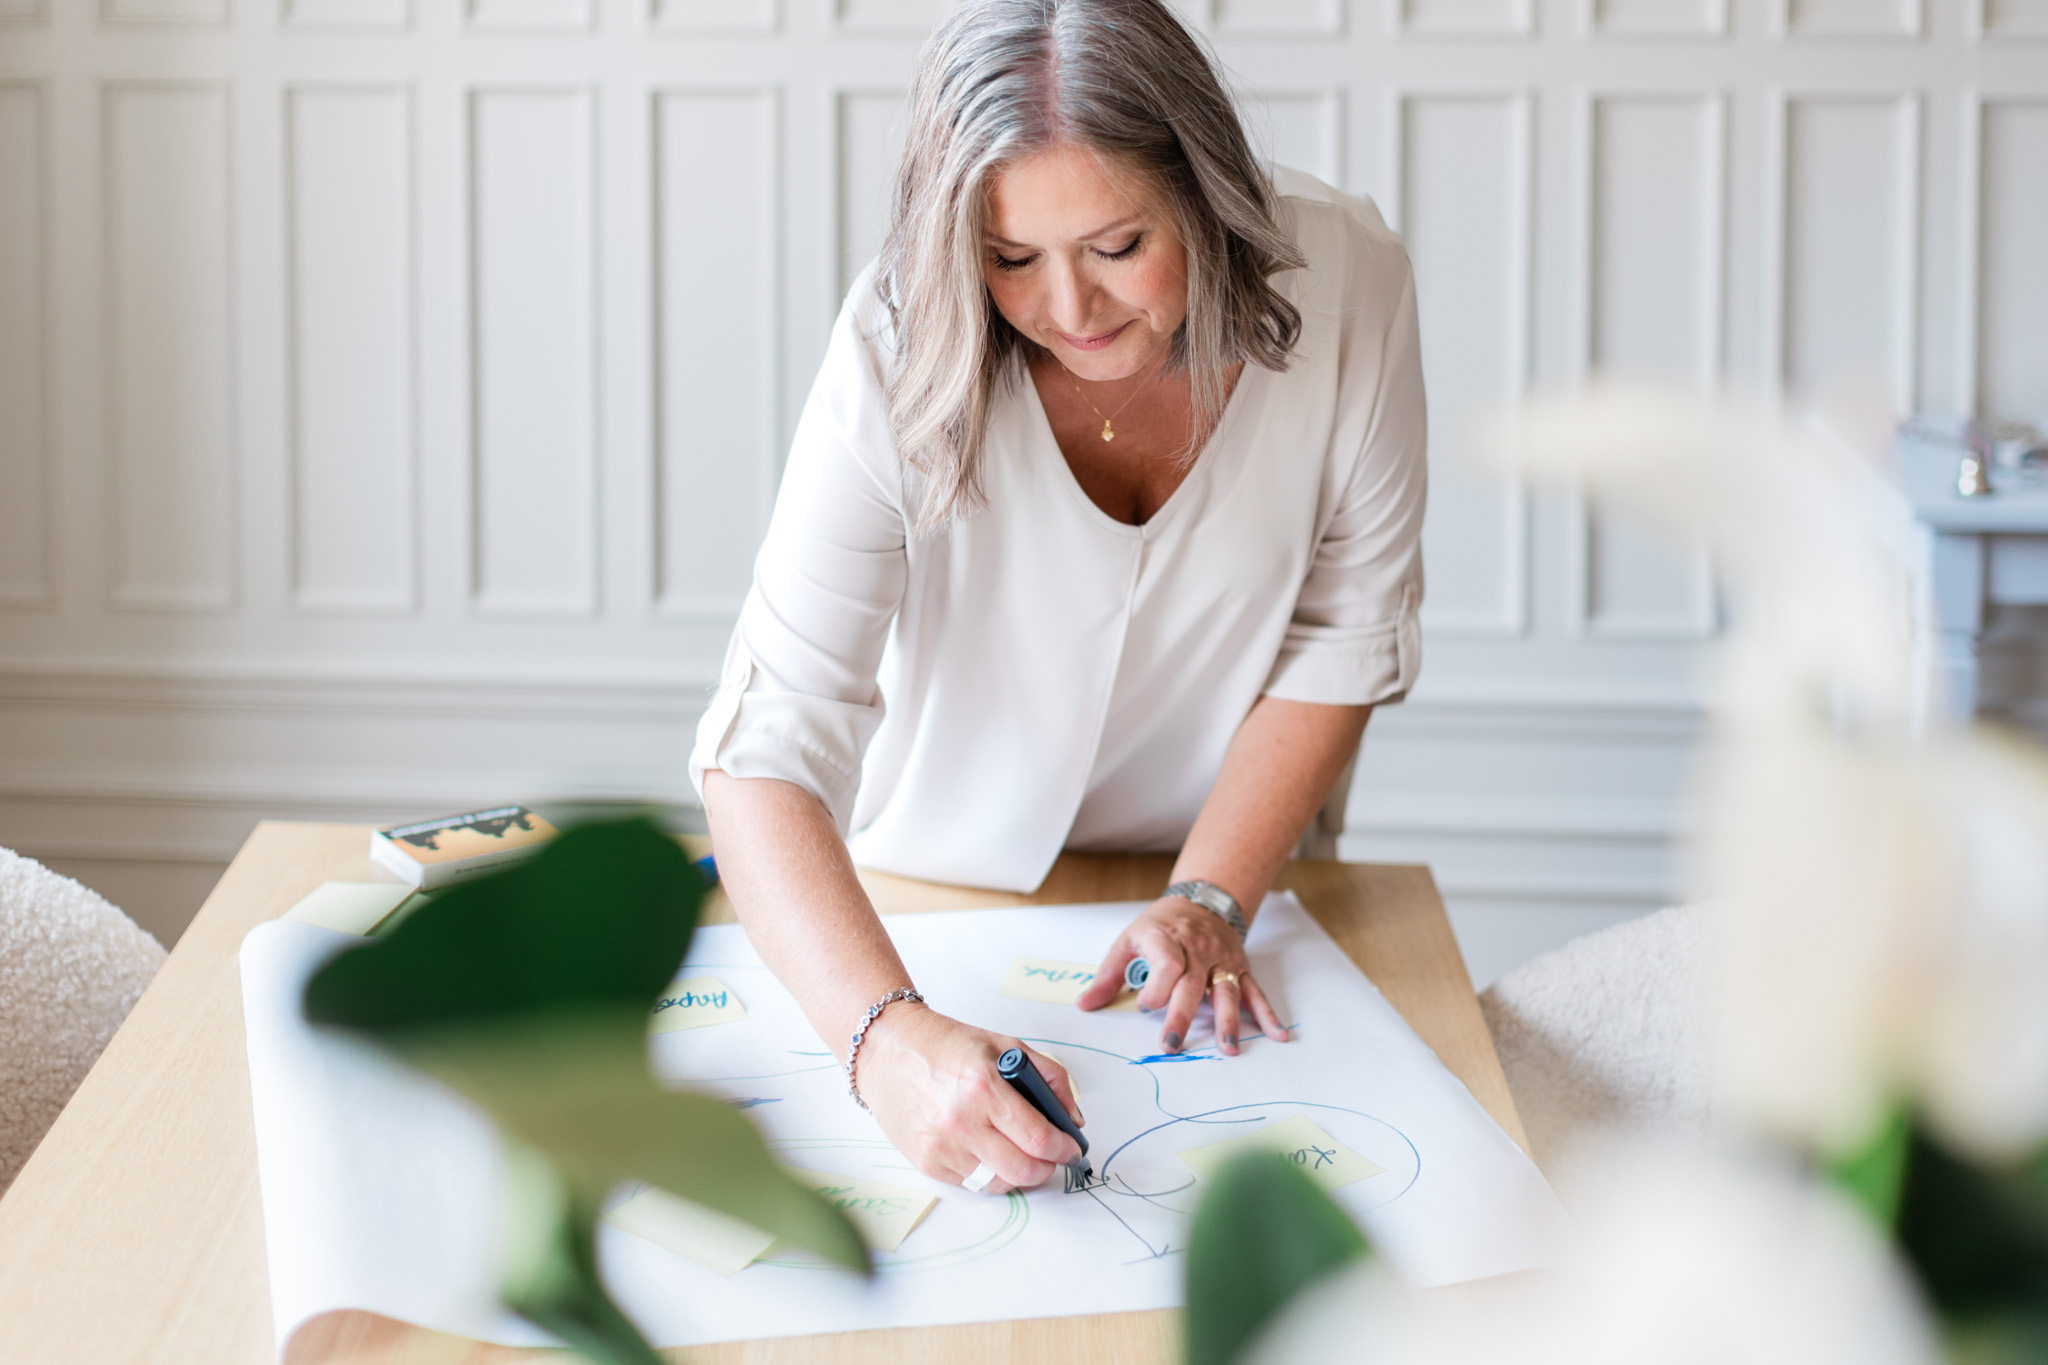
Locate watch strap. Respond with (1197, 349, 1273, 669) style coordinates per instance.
(1164, 879, 1249, 937)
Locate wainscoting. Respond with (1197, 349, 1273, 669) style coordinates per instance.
(0, 0, 2041, 979)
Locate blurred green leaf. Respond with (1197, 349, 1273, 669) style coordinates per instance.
(303, 818, 869, 1365)
(1897, 1127, 2048, 1329)
(395, 1009, 868, 1265)
(1947, 1313, 2048, 1365)
(497, 1140, 665, 1365)
(1184, 1151, 1370, 1365)
(307, 819, 699, 1028)
(1827, 1103, 1912, 1228)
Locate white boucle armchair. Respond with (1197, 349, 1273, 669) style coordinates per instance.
(0, 848, 166, 1195)
(1478, 904, 1715, 1179)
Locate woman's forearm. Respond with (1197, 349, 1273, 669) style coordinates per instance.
(702, 770, 1086, 1189)
(700, 771, 915, 1061)
(1171, 695, 1372, 921)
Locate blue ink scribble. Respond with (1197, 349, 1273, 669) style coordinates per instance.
(1132, 1053, 1216, 1065)
(727, 1097, 783, 1109)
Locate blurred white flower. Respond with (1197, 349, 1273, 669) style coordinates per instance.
(1483, 381, 2048, 1160)
(1250, 1141, 1938, 1365)
(1480, 381, 1916, 725)
(1703, 710, 1943, 1152)
(1914, 730, 2048, 1160)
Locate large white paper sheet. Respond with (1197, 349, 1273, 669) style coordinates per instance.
(242, 893, 1566, 1353)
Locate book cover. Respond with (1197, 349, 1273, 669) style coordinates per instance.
(368, 806, 558, 888)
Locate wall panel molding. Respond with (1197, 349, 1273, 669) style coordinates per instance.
(1391, 0, 1535, 39)
(1764, 91, 1921, 409)
(286, 84, 418, 616)
(284, 0, 410, 26)
(1775, 0, 1921, 36)
(653, 87, 780, 619)
(1970, 0, 2048, 36)
(1216, 0, 1344, 33)
(1244, 88, 1345, 184)
(1960, 96, 2048, 424)
(1582, 0, 1725, 38)
(0, 83, 52, 606)
(103, 81, 238, 613)
(100, 0, 228, 24)
(651, 0, 776, 29)
(832, 89, 907, 302)
(7, 6, 2043, 967)
(466, 86, 599, 617)
(0, 668, 1702, 911)
(467, 0, 591, 29)
(1387, 90, 1533, 637)
(0, 660, 1705, 723)
(832, 0, 943, 30)
(1568, 91, 1723, 639)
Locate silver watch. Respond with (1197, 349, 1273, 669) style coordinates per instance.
(1164, 880, 1249, 937)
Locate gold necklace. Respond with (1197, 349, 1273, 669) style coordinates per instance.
(1067, 373, 1148, 443)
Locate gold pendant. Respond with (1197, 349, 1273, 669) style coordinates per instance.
(1102, 421, 1115, 442)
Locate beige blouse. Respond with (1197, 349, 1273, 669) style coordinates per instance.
(692, 167, 1427, 892)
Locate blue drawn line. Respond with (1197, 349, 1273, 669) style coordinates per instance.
(728, 1097, 782, 1110)
(1083, 1183, 1170, 1261)
(1133, 1053, 1217, 1065)
(1110, 1169, 1198, 1207)
(1018, 1035, 1277, 1130)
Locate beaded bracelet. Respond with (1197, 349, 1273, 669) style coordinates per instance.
(845, 986, 924, 1110)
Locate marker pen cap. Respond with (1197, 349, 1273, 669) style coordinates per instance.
(1124, 958, 1150, 991)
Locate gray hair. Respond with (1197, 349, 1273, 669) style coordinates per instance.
(877, 0, 1307, 532)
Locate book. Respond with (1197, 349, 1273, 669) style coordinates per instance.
(367, 805, 558, 889)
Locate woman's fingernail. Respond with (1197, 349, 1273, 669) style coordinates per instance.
(1164, 1031, 1180, 1052)
(1224, 1033, 1236, 1049)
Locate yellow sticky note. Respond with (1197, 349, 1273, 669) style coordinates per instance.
(604, 1184, 775, 1276)
(784, 1167, 937, 1252)
(649, 977, 746, 1034)
(1000, 957, 1137, 1011)
(1176, 1115, 1384, 1192)
(281, 881, 414, 936)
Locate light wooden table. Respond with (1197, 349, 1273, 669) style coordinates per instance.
(0, 822, 1526, 1365)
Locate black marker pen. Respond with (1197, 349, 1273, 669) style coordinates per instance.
(996, 1047, 1092, 1191)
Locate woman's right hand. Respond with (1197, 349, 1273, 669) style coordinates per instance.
(851, 1003, 1085, 1194)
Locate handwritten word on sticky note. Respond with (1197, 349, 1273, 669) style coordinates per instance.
(604, 1184, 775, 1276)
(999, 958, 1137, 1011)
(1176, 1114, 1384, 1192)
(281, 882, 414, 936)
(784, 1167, 937, 1252)
(649, 977, 747, 1034)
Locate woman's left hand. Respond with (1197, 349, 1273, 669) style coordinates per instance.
(1075, 896, 1290, 1056)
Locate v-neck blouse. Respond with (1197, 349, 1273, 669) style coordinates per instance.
(691, 168, 1427, 893)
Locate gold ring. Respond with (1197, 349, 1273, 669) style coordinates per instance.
(1210, 969, 1241, 989)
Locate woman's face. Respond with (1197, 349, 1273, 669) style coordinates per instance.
(981, 144, 1189, 383)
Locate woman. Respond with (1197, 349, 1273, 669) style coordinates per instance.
(695, 0, 1425, 1197)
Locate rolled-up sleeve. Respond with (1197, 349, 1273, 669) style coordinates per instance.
(689, 293, 909, 832)
(1262, 230, 1427, 707)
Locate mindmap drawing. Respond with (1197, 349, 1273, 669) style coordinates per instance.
(659, 959, 1423, 1276)
(241, 894, 1563, 1355)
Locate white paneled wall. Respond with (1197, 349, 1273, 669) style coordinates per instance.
(0, 0, 2044, 968)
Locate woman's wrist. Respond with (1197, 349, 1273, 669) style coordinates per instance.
(1162, 878, 1251, 936)
(842, 987, 926, 1108)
